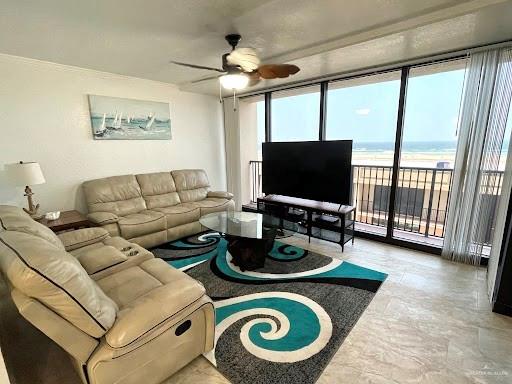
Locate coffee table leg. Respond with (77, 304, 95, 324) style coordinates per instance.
(225, 235, 274, 271)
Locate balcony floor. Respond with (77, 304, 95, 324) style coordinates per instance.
(355, 222, 444, 248)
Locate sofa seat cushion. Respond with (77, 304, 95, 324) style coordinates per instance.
(87, 211, 119, 225)
(98, 258, 206, 348)
(117, 211, 166, 239)
(195, 198, 235, 215)
(153, 203, 200, 228)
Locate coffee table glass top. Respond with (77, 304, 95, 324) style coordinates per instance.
(200, 211, 288, 240)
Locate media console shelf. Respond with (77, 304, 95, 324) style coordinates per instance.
(257, 195, 355, 251)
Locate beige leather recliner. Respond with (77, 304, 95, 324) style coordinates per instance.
(0, 205, 215, 384)
(83, 169, 235, 248)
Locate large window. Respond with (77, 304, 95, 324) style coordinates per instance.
(271, 85, 320, 142)
(242, 55, 512, 252)
(400, 60, 466, 168)
(393, 60, 467, 244)
(326, 71, 401, 166)
(325, 72, 401, 235)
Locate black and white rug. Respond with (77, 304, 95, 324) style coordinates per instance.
(152, 232, 387, 384)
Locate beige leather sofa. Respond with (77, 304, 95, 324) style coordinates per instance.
(0, 205, 215, 384)
(83, 169, 234, 248)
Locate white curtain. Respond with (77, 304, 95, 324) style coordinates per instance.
(443, 48, 512, 265)
(488, 50, 512, 296)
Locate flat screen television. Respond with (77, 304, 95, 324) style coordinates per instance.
(262, 140, 353, 204)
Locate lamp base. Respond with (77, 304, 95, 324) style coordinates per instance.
(23, 186, 42, 220)
(24, 210, 44, 220)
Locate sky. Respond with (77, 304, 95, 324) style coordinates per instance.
(257, 68, 467, 146)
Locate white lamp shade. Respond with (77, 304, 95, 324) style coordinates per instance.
(219, 74, 249, 90)
(5, 162, 46, 186)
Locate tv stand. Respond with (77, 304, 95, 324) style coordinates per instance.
(257, 195, 355, 251)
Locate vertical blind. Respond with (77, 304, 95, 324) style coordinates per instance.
(443, 48, 512, 265)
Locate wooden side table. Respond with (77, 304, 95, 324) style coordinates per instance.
(38, 210, 90, 232)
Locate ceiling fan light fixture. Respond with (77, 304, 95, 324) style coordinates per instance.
(219, 73, 249, 90)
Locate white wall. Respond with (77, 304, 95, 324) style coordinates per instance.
(223, 98, 259, 209)
(222, 98, 242, 209)
(239, 100, 259, 205)
(0, 54, 226, 213)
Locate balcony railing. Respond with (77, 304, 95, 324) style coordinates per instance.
(248, 160, 504, 245)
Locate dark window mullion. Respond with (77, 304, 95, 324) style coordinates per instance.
(265, 92, 272, 142)
(319, 81, 328, 141)
(387, 66, 410, 238)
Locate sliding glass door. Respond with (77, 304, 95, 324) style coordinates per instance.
(326, 71, 401, 235)
(392, 59, 467, 246)
(241, 55, 488, 251)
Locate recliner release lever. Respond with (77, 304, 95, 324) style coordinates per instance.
(175, 320, 192, 336)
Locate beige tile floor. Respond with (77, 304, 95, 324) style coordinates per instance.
(165, 234, 512, 384)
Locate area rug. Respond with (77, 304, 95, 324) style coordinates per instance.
(152, 232, 387, 384)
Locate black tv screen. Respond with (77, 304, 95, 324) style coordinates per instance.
(262, 140, 353, 204)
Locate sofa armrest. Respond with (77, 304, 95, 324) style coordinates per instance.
(78, 246, 128, 275)
(58, 227, 109, 251)
(87, 211, 119, 225)
(207, 191, 233, 200)
(105, 269, 206, 349)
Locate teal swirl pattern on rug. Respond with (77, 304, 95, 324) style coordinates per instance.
(151, 231, 387, 384)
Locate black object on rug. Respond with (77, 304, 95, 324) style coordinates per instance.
(152, 231, 387, 384)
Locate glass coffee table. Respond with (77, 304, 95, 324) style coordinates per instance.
(199, 211, 294, 271)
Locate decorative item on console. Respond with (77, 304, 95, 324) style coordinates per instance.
(5, 161, 46, 219)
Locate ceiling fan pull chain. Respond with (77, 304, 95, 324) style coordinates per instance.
(233, 90, 237, 111)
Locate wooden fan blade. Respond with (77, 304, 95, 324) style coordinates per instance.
(257, 64, 300, 79)
(170, 61, 225, 73)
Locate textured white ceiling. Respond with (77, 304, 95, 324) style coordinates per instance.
(0, 0, 511, 95)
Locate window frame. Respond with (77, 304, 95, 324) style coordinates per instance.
(246, 56, 470, 256)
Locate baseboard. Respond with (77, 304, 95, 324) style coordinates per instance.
(492, 301, 512, 317)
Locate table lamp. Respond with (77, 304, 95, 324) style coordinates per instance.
(5, 161, 46, 219)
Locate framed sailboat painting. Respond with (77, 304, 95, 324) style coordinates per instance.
(88, 95, 171, 140)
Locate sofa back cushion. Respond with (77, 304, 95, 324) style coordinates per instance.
(0, 230, 117, 338)
(171, 169, 210, 202)
(136, 172, 181, 209)
(83, 175, 146, 216)
(0, 205, 64, 250)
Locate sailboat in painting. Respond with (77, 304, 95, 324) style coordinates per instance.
(106, 112, 123, 131)
(140, 113, 156, 131)
(89, 95, 171, 140)
(113, 112, 123, 130)
(94, 113, 107, 137)
(107, 113, 118, 130)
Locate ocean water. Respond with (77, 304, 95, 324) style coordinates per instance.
(354, 141, 457, 152)
(351, 140, 509, 169)
(90, 116, 171, 140)
(354, 140, 510, 153)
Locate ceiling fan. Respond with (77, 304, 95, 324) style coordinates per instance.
(170, 34, 300, 91)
